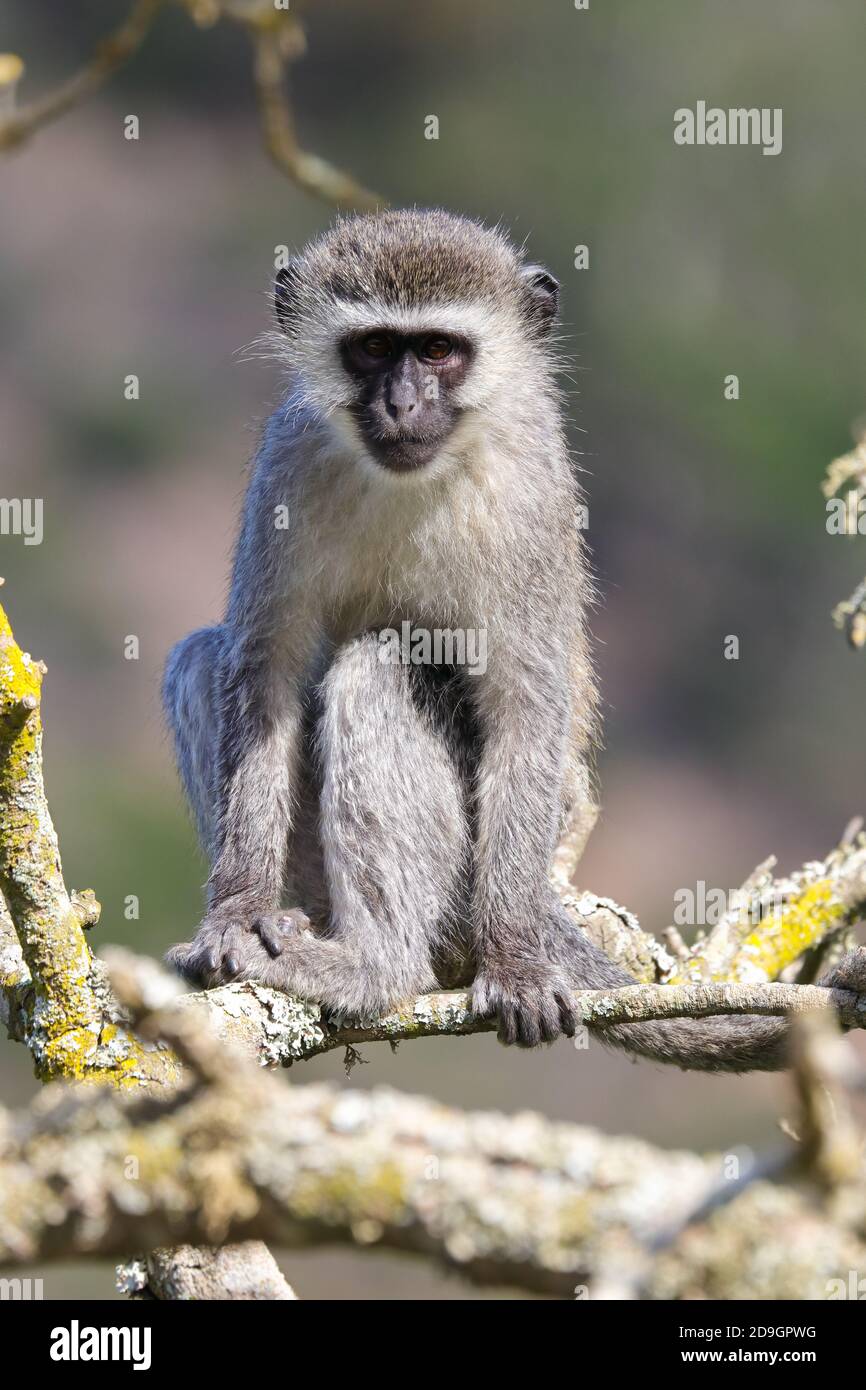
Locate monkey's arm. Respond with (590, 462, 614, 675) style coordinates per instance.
(211, 637, 300, 903)
(166, 432, 319, 986)
(468, 638, 865, 1066)
(470, 629, 582, 1045)
(166, 626, 311, 986)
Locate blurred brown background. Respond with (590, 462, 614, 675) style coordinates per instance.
(1, 0, 865, 1298)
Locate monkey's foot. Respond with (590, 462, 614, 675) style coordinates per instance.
(166, 906, 289, 987)
(472, 960, 577, 1047)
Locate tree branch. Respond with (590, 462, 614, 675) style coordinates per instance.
(0, 0, 383, 212)
(2, 1028, 864, 1299)
(0, 0, 166, 152)
(173, 969, 866, 1067)
(117, 1243, 297, 1301)
(3, 586, 866, 1298)
(661, 842, 866, 985)
(0, 587, 179, 1086)
(247, 22, 382, 211)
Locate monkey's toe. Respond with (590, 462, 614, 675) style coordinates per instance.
(253, 909, 312, 958)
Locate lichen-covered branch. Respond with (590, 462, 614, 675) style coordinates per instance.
(4, 947, 864, 1300)
(2, 1058, 864, 1299)
(117, 1243, 297, 1301)
(0, 590, 178, 1087)
(560, 826, 866, 993)
(97, 947, 866, 1071)
(661, 842, 866, 986)
(0, 1071, 711, 1293)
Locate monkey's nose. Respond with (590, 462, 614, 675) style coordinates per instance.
(386, 380, 418, 422)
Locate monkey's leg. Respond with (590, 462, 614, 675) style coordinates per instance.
(542, 905, 866, 1073)
(247, 635, 471, 1018)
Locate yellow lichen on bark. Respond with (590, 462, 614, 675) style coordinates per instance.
(665, 878, 848, 986)
(0, 595, 103, 1073)
(0, 593, 179, 1087)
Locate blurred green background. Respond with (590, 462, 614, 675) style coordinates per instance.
(1, 0, 865, 1298)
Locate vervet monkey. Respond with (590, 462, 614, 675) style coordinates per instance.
(165, 209, 863, 1065)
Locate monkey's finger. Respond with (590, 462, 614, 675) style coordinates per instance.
(496, 1002, 519, 1046)
(223, 953, 241, 978)
(538, 997, 564, 1045)
(514, 1005, 545, 1048)
(523, 997, 561, 1046)
(555, 991, 577, 1038)
(280, 908, 312, 932)
(470, 984, 494, 1019)
(171, 943, 216, 987)
(165, 942, 196, 980)
(253, 917, 286, 958)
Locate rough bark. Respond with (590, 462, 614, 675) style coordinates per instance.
(117, 1243, 297, 1301)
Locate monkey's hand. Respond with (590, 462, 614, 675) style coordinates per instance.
(472, 954, 577, 1047)
(166, 906, 310, 987)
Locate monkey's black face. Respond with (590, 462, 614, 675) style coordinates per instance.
(340, 330, 473, 472)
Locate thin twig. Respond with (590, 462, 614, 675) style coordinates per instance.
(248, 25, 382, 210)
(0, 0, 166, 152)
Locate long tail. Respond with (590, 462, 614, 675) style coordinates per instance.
(544, 906, 790, 1073)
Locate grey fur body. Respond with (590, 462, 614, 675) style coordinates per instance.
(165, 209, 861, 1066)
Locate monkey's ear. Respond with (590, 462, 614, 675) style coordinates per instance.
(519, 263, 560, 336)
(274, 260, 302, 333)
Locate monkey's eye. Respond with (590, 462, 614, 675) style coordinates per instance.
(421, 335, 455, 362)
(359, 333, 396, 359)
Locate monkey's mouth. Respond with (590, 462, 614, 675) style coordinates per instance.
(368, 435, 446, 472)
(354, 415, 454, 473)
(348, 394, 461, 474)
